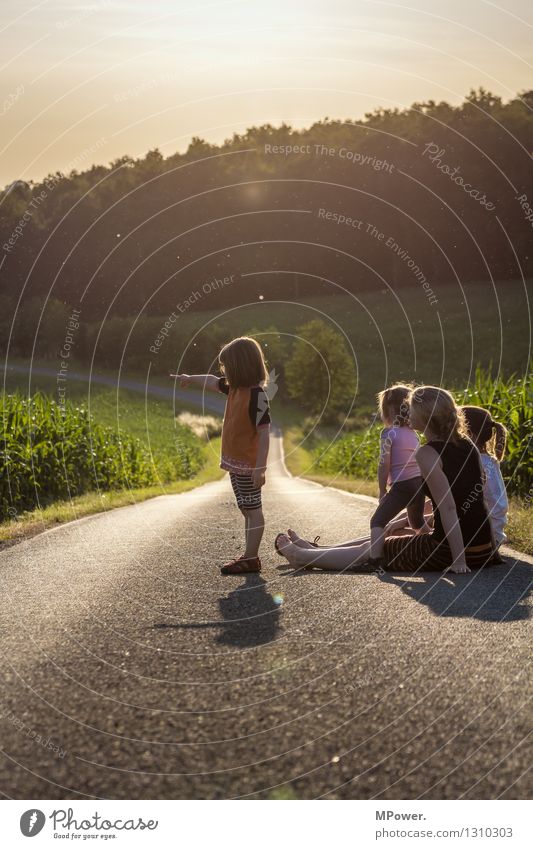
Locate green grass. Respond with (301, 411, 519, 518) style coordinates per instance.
(268, 785, 298, 800)
(282, 426, 380, 498)
(4, 277, 532, 549)
(507, 499, 533, 557)
(145, 278, 532, 407)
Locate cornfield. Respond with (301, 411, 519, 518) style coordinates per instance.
(459, 365, 532, 496)
(0, 392, 203, 521)
(313, 366, 533, 496)
(312, 425, 381, 480)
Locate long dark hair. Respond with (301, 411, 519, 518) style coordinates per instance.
(461, 405, 507, 460)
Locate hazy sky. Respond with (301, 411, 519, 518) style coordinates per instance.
(1, 0, 532, 184)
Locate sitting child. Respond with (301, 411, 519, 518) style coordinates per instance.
(369, 384, 429, 568)
(462, 405, 509, 549)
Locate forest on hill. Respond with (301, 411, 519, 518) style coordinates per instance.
(1, 88, 532, 364)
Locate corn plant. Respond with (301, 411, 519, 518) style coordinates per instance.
(0, 392, 204, 521)
(312, 365, 532, 497)
(459, 364, 532, 496)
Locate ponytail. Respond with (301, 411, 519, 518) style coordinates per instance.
(492, 420, 507, 462)
(462, 404, 507, 459)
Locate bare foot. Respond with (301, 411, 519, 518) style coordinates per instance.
(287, 528, 319, 549)
(276, 534, 314, 567)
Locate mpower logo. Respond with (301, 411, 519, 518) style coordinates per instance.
(20, 809, 46, 836)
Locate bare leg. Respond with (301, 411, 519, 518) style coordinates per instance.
(278, 535, 371, 571)
(288, 528, 373, 549)
(287, 512, 422, 550)
(244, 511, 249, 537)
(244, 507, 264, 558)
(288, 523, 412, 551)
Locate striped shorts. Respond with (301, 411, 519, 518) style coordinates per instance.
(382, 533, 495, 572)
(229, 473, 262, 511)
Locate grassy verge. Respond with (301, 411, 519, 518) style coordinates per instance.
(0, 438, 223, 549)
(282, 426, 379, 498)
(507, 499, 533, 557)
(148, 279, 532, 402)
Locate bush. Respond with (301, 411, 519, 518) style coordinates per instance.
(170, 423, 205, 479)
(176, 412, 223, 439)
(285, 319, 356, 422)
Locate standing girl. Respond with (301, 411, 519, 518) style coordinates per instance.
(171, 336, 271, 574)
(462, 405, 509, 548)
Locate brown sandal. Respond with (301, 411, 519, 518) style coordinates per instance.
(221, 555, 261, 574)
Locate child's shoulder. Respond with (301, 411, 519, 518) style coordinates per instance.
(380, 425, 417, 436)
(381, 425, 420, 444)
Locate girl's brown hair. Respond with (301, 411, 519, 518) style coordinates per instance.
(219, 336, 268, 389)
(377, 384, 413, 427)
(462, 405, 507, 461)
(409, 385, 468, 444)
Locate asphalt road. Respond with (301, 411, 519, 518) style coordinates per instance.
(0, 431, 531, 800)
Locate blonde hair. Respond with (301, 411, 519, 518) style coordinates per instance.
(218, 336, 268, 389)
(377, 383, 413, 427)
(409, 385, 468, 444)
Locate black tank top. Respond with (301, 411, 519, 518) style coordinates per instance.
(425, 439, 492, 548)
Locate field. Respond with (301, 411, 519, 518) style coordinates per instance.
(0, 373, 223, 545)
(141, 278, 532, 408)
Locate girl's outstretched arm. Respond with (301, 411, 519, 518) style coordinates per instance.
(169, 373, 220, 392)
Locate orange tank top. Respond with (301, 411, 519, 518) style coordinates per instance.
(218, 379, 271, 473)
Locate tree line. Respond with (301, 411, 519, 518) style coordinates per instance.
(1, 88, 532, 366)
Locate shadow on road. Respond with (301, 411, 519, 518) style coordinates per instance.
(153, 574, 282, 646)
(216, 574, 282, 646)
(380, 559, 532, 621)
